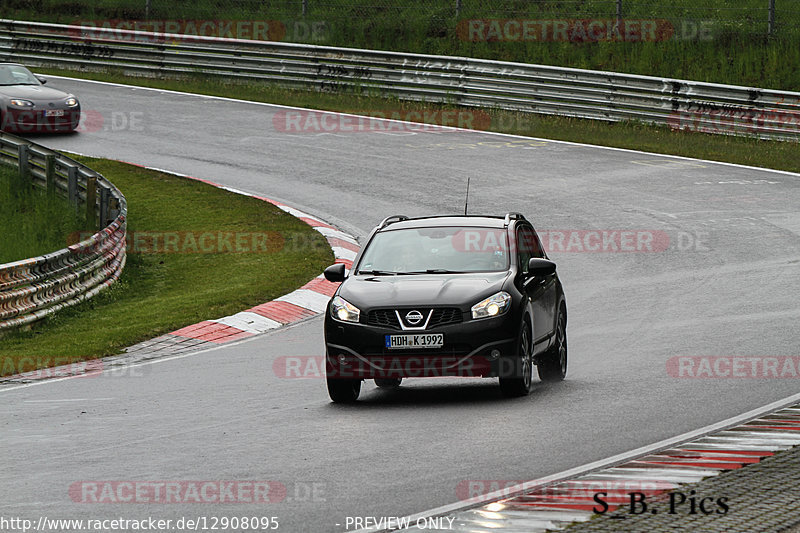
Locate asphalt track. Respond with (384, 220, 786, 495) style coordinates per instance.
(2, 77, 800, 532)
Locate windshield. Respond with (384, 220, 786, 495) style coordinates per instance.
(357, 226, 509, 274)
(0, 65, 41, 86)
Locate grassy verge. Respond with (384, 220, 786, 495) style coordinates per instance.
(0, 163, 89, 264)
(4, 1, 800, 89)
(37, 67, 800, 175)
(0, 157, 333, 376)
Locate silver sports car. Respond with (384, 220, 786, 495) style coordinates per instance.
(0, 63, 80, 133)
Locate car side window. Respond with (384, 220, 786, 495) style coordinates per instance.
(517, 226, 532, 274)
(517, 225, 544, 274)
(529, 227, 546, 259)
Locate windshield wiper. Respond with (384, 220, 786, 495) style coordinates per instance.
(357, 269, 400, 276)
(407, 269, 467, 274)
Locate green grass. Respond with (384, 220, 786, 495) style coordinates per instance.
(0, 163, 88, 264)
(34, 67, 800, 176)
(4, 0, 800, 89)
(0, 158, 333, 376)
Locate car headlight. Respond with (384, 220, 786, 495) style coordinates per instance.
(330, 296, 361, 323)
(471, 291, 512, 319)
(65, 97, 79, 107)
(10, 99, 34, 108)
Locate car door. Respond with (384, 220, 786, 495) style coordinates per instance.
(517, 224, 557, 347)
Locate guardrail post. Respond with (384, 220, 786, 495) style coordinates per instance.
(99, 186, 111, 228)
(109, 197, 120, 222)
(67, 166, 79, 208)
(17, 144, 29, 184)
(768, 0, 776, 36)
(85, 176, 97, 228)
(45, 154, 56, 196)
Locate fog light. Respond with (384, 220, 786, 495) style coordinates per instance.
(489, 349, 501, 360)
(338, 354, 348, 365)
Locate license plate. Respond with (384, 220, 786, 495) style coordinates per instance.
(385, 333, 444, 349)
(45, 110, 65, 117)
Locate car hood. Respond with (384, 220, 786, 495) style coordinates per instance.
(0, 85, 71, 102)
(339, 271, 511, 309)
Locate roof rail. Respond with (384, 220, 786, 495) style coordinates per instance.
(503, 212, 525, 226)
(379, 214, 409, 228)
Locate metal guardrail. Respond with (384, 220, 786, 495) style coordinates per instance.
(0, 132, 127, 330)
(1, 19, 800, 141)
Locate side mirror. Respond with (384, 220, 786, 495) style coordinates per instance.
(324, 263, 346, 283)
(527, 258, 556, 277)
(36, 76, 47, 84)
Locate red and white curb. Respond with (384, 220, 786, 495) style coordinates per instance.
(377, 402, 800, 532)
(0, 168, 359, 385)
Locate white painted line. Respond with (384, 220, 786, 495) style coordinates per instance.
(129, 165, 195, 179)
(276, 289, 330, 313)
(331, 246, 357, 261)
(276, 204, 322, 222)
(218, 185, 255, 197)
(24, 398, 114, 403)
(211, 311, 282, 334)
(315, 226, 359, 244)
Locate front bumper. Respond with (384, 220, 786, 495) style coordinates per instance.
(325, 311, 518, 379)
(2, 108, 80, 133)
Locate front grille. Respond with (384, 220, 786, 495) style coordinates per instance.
(367, 308, 462, 330)
(367, 309, 401, 329)
(429, 308, 463, 328)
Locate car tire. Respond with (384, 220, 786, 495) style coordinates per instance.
(327, 377, 361, 403)
(538, 306, 567, 382)
(374, 377, 402, 388)
(499, 319, 533, 397)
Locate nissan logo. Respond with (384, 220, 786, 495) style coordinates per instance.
(405, 310, 424, 325)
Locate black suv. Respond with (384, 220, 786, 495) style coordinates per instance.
(323, 213, 567, 403)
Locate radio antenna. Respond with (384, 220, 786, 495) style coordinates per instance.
(464, 177, 470, 215)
